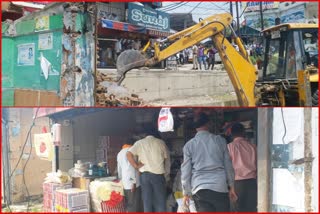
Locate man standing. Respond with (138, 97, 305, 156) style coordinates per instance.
(192, 45, 198, 70)
(227, 123, 257, 212)
(117, 141, 142, 212)
(127, 129, 170, 212)
(181, 113, 237, 212)
(207, 46, 217, 70)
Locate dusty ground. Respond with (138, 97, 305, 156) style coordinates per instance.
(2, 196, 43, 212)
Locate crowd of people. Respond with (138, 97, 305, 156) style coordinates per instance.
(173, 44, 218, 70)
(116, 113, 257, 212)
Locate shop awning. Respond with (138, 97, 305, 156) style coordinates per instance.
(101, 19, 147, 34)
(34, 108, 72, 118)
(100, 19, 173, 38)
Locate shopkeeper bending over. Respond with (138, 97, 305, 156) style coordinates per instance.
(126, 128, 170, 212)
(117, 139, 142, 212)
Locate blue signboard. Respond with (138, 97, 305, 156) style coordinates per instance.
(128, 3, 170, 32)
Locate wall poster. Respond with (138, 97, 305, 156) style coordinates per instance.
(17, 43, 35, 66)
(39, 33, 53, 50)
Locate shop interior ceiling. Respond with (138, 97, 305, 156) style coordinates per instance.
(47, 108, 256, 122)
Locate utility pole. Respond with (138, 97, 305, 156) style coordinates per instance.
(236, 2, 240, 34)
(260, 2, 264, 30)
(230, 2, 234, 28)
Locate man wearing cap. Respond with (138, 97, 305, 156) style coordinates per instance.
(181, 112, 237, 212)
(228, 123, 257, 212)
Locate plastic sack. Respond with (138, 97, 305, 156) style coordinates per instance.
(176, 199, 197, 213)
(158, 108, 174, 132)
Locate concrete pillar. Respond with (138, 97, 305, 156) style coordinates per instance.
(257, 108, 273, 212)
(304, 108, 313, 212)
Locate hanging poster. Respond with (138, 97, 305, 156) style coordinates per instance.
(34, 133, 54, 161)
(39, 33, 53, 50)
(17, 43, 35, 66)
(35, 15, 50, 31)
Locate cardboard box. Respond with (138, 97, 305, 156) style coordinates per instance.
(72, 177, 94, 190)
(14, 89, 62, 106)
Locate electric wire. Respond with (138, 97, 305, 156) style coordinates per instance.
(7, 107, 40, 211)
(23, 131, 33, 212)
(160, 2, 189, 11)
(159, 2, 183, 10)
(188, 2, 203, 14)
(280, 108, 287, 145)
(209, 2, 230, 13)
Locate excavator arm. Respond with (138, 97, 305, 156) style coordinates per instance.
(116, 13, 257, 106)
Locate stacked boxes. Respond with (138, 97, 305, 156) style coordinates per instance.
(43, 182, 72, 212)
(55, 188, 89, 212)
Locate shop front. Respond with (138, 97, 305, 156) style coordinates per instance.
(96, 2, 172, 69)
(2, 107, 318, 212)
(37, 107, 259, 212)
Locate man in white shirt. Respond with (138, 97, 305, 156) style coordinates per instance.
(117, 141, 142, 212)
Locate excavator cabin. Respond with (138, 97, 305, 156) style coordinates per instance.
(257, 23, 318, 106)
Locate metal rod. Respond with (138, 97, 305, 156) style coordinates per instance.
(230, 2, 234, 28)
(260, 2, 264, 30)
(236, 2, 240, 34)
(97, 38, 118, 41)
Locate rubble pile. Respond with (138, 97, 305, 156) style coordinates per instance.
(96, 72, 144, 106)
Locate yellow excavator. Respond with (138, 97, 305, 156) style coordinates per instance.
(115, 13, 318, 106)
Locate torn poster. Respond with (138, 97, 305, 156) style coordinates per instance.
(40, 52, 51, 80)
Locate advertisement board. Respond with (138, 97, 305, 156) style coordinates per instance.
(280, 4, 305, 23)
(242, 2, 280, 12)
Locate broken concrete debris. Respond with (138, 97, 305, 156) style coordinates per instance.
(96, 71, 144, 106)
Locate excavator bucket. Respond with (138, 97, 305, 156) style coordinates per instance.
(116, 50, 147, 85)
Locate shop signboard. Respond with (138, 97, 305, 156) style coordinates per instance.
(128, 3, 170, 32)
(242, 2, 280, 12)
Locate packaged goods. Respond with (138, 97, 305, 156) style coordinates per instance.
(89, 180, 124, 212)
(55, 188, 89, 212)
(42, 182, 72, 212)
